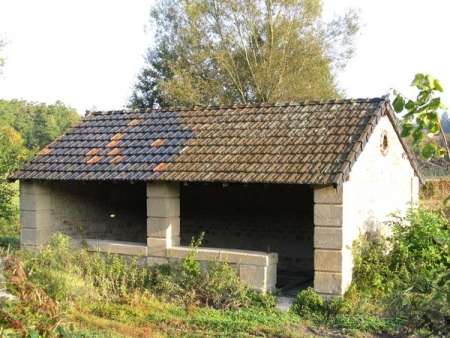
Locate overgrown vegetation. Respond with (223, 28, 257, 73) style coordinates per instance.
(1, 205, 450, 337)
(291, 206, 450, 336)
(0, 233, 286, 337)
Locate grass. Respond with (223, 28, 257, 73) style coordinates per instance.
(67, 300, 305, 338)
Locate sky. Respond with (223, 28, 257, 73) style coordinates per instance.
(0, 0, 449, 115)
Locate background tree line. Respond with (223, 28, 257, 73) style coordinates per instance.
(0, 99, 80, 236)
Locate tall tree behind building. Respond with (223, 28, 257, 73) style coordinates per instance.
(130, 0, 359, 108)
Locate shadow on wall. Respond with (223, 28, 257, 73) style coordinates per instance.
(180, 183, 314, 274)
(51, 181, 147, 243)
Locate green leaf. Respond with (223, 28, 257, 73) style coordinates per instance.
(412, 129, 424, 144)
(433, 78, 444, 92)
(411, 73, 425, 88)
(429, 97, 441, 110)
(403, 112, 414, 122)
(437, 147, 447, 158)
(429, 121, 440, 133)
(417, 90, 430, 104)
(416, 115, 427, 128)
(28, 329, 40, 338)
(405, 100, 416, 110)
(421, 144, 436, 159)
(393, 95, 405, 113)
(433, 236, 447, 245)
(401, 123, 413, 137)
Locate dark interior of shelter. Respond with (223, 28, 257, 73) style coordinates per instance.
(52, 181, 147, 243)
(180, 183, 315, 291)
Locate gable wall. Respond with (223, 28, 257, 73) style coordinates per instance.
(180, 183, 314, 273)
(341, 114, 419, 288)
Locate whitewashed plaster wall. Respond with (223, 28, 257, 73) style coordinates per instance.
(341, 114, 419, 291)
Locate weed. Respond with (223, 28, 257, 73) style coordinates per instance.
(1, 255, 63, 336)
(351, 206, 450, 335)
(153, 233, 268, 310)
(0, 236, 19, 250)
(291, 287, 323, 317)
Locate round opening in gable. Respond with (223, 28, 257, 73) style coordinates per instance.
(380, 130, 389, 156)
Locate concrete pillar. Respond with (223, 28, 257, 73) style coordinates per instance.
(20, 181, 54, 247)
(146, 182, 180, 257)
(313, 185, 347, 297)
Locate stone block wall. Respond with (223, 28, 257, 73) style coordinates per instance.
(168, 246, 278, 292)
(50, 181, 147, 242)
(180, 183, 314, 274)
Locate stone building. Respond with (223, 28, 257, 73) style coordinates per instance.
(9, 97, 423, 297)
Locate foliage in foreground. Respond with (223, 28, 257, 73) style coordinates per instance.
(0, 233, 279, 337)
(393, 73, 450, 173)
(291, 206, 450, 336)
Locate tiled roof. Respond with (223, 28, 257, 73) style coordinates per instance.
(9, 97, 423, 188)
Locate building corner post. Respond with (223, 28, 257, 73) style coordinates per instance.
(313, 184, 348, 298)
(20, 181, 54, 247)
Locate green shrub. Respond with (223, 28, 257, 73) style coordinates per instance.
(351, 207, 450, 336)
(291, 207, 450, 336)
(291, 287, 323, 317)
(15, 233, 155, 305)
(0, 236, 19, 250)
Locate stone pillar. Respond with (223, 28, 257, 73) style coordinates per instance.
(146, 182, 180, 257)
(313, 185, 347, 298)
(20, 181, 54, 247)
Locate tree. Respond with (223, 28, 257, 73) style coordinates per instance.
(0, 100, 81, 152)
(130, 0, 359, 108)
(0, 126, 26, 235)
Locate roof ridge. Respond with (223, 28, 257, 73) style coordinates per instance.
(85, 97, 387, 116)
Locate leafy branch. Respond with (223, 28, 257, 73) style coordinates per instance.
(392, 73, 448, 160)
